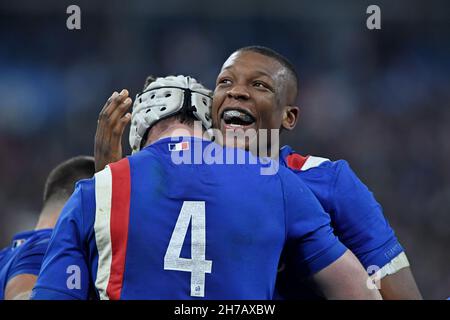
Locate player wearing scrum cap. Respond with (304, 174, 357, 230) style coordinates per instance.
(32, 75, 380, 300)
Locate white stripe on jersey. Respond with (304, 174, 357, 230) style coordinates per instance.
(301, 156, 330, 171)
(94, 166, 113, 300)
(371, 252, 410, 280)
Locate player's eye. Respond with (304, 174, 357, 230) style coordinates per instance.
(217, 78, 232, 85)
(253, 81, 271, 91)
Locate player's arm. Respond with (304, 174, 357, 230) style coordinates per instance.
(31, 184, 91, 300)
(4, 274, 36, 300)
(95, 89, 131, 172)
(330, 160, 422, 299)
(4, 235, 52, 300)
(310, 250, 381, 299)
(375, 265, 422, 299)
(281, 170, 381, 300)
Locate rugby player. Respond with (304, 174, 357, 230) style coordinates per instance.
(0, 156, 95, 299)
(93, 47, 421, 300)
(31, 75, 380, 300)
(212, 46, 422, 299)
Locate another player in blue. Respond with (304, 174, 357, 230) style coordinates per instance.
(32, 75, 380, 300)
(0, 156, 95, 299)
(211, 46, 422, 299)
(93, 47, 422, 299)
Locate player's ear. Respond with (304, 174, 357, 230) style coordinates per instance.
(281, 106, 300, 131)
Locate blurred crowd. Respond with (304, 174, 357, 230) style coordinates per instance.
(0, 0, 448, 298)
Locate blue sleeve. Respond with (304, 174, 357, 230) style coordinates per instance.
(280, 169, 347, 277)
(331, 160, 404, 270)
(0, 247, 10, 264)
(31, 184, 90, 300)
(7, 238, 50, 281)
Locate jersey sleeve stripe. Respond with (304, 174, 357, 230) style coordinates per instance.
(370, 252, 410, 280)
(286, 153, 309, 170)
(94, 166, 113, 300)
(285, 153, 330, 171)
(106, 159, 132, 300)
(301, 156, 330, 171)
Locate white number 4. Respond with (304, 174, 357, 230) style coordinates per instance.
(164, 201, 213, 297)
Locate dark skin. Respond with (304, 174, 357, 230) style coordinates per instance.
(94, 83, 382, 300)
(94, 89, 132, 171)
(212, 50, 299, 155)
(212, 50, 421, 299)
(94, 52, 422, 299)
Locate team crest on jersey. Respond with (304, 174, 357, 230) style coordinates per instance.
(168, 142, 190, 152)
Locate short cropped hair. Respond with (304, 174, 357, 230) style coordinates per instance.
(43, 155, 95, 204)
(237, 45, 299, 102)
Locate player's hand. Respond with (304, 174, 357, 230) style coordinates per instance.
(95, 89, 132, 172)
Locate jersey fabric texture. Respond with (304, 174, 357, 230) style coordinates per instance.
(0, 229, 52, 299)
(32, 137, 347, 300)
(275, 145, 404, 299)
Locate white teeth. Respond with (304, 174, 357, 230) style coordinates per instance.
(229, 124, 243, 127)
(222, 109, 255, 124)
(224, 110, 241, 117)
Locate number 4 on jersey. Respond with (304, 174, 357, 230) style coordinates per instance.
(164, 201, 213, 297)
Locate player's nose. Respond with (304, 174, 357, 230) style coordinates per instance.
(226, 85, 250, 100)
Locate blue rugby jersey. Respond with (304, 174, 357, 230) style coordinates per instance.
(0, 229, 52, 299)
(276, 146, 404, 299)
(32, 137, 347, 300)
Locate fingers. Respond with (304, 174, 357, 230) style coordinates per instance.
(111, 92, 133, 123)
(99, 89, 130, 121)
(99, 91, 118, 116)
(95, 111, 130, 172)
(95, 89, 132, 173)
(112, 112, 132, 138)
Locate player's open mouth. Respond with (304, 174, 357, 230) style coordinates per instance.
(220, 108, 256, 130)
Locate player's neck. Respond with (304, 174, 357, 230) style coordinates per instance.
(144, 120, 204, 148)
(35, 202, 64, 230)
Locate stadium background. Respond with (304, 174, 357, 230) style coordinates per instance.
(0, 0, 448, 299)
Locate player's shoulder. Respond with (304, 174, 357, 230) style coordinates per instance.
(127, 139, 170, 170)
(0, 230, 52, 272)
(9, 230, 43, 250)
(24, 229, 53, 246)
(91, 156, 132, 187)
(274, 158, 314, 195)
(100, 156, 132, 172)
(12, 229, 52, 256)
(74, 173, 96, 190)
(280, 145, 351, 175)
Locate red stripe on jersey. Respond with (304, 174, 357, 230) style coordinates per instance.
(106, 159, 131, 300)
(286, 153, 309, 171)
